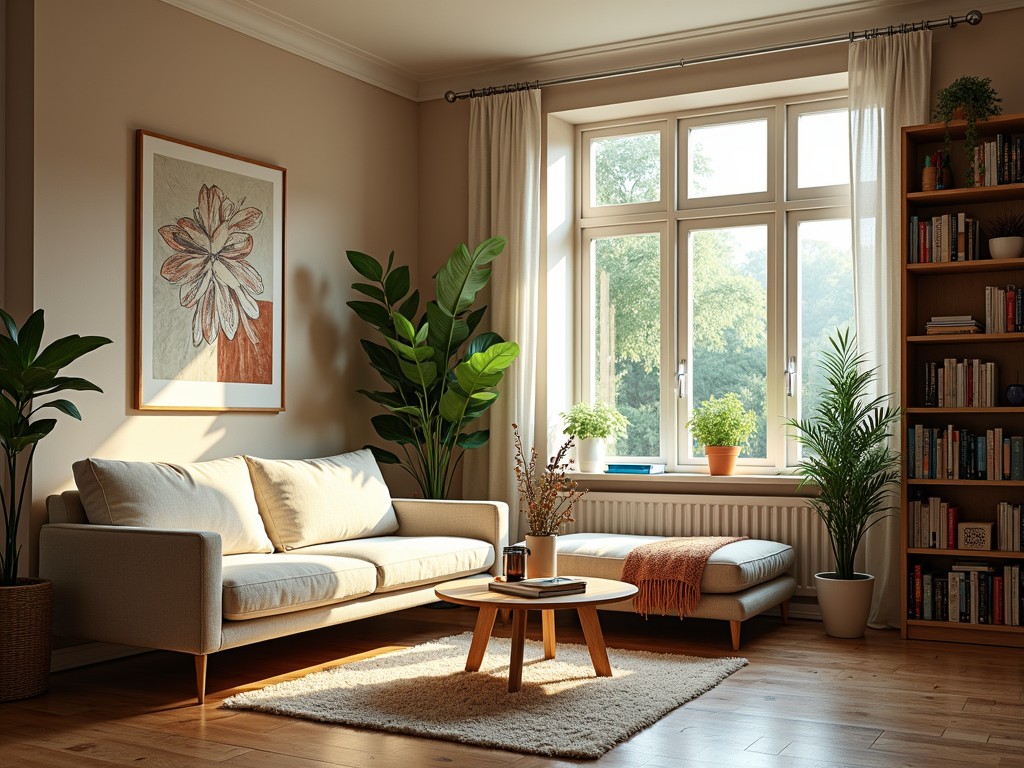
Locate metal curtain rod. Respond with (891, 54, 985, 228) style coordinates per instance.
(444, 9, 983, 103)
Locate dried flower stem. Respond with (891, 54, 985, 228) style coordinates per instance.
(513, 423, 587, 536)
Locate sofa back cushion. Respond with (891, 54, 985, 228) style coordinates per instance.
(245, 450, 399, 550)
(72, 456, 274, 555)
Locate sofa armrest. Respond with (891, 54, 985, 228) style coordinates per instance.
(39, 524, 223, 655)
(392, 499, 508, 575)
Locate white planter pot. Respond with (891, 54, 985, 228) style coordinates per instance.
(814, 572, 874, 639)
(577, 437, 606, 473)
(525, 534, 558, 579)
(989, 236, 1024, 260)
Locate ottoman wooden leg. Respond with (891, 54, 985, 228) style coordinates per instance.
(730, 620, 741, 651)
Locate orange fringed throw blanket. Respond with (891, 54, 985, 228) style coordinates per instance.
(622, 537, 746, 618)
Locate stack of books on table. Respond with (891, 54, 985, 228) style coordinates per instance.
(488, 577, 587, 598)
(925, 315, 981, 335)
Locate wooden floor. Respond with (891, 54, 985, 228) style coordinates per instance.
(2, 605, 1023, 767)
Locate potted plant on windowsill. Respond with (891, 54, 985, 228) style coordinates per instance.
(986, 209, 1024, 260)
(560, 401, 628, 473)
(932, 75, 1002, 188)
(0, 309, 111, 701)
(785, 328, 901, 639)
(687, 393, 756, 476)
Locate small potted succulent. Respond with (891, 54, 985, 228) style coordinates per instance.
(932, 75, 1002, 187)
(687, 393, 756, 476)
(561, 401, 628, 473)
(986, 209, 1024, 260)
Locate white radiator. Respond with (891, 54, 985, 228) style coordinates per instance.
(561, 492, 831, 596)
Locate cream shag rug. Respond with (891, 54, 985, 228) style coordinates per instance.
(222, 632, 746, 759)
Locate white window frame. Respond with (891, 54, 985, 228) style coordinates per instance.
(786, 97, 851, 201)
(581, 120, 671, 219)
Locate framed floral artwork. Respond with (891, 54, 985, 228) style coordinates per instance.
(136, 131, 285, 411)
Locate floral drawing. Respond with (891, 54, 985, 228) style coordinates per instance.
(158, 184, 265, 346)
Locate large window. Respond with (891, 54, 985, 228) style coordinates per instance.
(578, 97, 853, 471)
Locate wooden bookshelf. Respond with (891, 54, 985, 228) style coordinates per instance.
(900, 113, 1024, 647)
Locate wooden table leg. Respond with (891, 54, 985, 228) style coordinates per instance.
(508, 609, 527, 693)
(577, 606, 612, 677)
(541, 609, 556, 660)
(465, 606, 498, 672)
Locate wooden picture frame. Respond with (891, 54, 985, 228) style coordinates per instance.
(135, 130, 285, 411)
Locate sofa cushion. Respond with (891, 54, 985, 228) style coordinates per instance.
(555, 533, 794, 594)
(292, 536, 494, 592)
(245, 450, 399, 551)
(72, 456, 273, 555)
(221, 553, 377, 620)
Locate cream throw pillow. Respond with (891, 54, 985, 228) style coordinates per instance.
(72, 456, 274, 555)
(245, 450, 399, 550)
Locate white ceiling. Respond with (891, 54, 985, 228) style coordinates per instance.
(161, 0, 1017, 101)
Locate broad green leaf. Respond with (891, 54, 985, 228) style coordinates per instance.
(33, 334, 111, 372)
(347, 300, 392, 330)
(367, 445, 401, 464)
(34, 376, 103, 395)
(456, 430, 489, 449)
(397, 290, 421, 321)
(439, 388, 468, 423)
(35, 398, 82, 420)
(0, 308, 19, 341)
(425, 301, 468, 363)
(465, 331, 503, 358)
(352, 282, 386, 302)
(455, 365, 501, 391)
(346, 250, 383, 281)
(371, 414, 418, 445)
(356, 389, 406, 410)
(465, 306, 487, 337)
(454, 342, 519, 391)
(399, 359, 437, 388)
(18, 310, 45, 365)
(435, 237, 505, 316)
(384, 266, 411, 305)
(392, 405, 425, 417)
(414, 322, 429, 345)
(393, 313, 417, 344)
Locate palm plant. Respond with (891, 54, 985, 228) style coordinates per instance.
(785, 329, 901, 580)
(0, 309, 111, 585)
(347, 237, 519, 499)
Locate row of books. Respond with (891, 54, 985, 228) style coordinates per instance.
(907, 213, 981, 263)
(906, 425, 1024, 480)
(984, 285, 1024, 334)
(924, 315, 980, 335)
(908, 562, 1023, 626)
(971, 133, 1024, 187)
(488, 576, 587, 598)
(920, 358, 999, 407)
(909, 497, 1023, 551)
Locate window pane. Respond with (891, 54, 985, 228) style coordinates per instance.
(688, 120, 767, 199)
(797, 110, 849, 188)
(591, 233, 661, 457)
(798, 218, 855, 454)
(590, 133, 660, 207)
(689, 225, 768, 459)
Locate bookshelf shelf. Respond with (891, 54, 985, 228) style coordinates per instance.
(901, 114, 1024, 644)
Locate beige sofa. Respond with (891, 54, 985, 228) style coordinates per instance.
(39, 449, 507, 703)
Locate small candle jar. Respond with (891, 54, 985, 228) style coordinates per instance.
(502, 545, 529, 581)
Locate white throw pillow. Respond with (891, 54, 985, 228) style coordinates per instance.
(72, 456, 274, 555)
(244, 449, 399, 551)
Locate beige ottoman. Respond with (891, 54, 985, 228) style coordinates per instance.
(555, 532, 797, 650)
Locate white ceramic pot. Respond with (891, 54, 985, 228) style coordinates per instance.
(989, 236, 1024, 260)
(814, 572, 874, 639)
(577, 437, 606, 473)
(525, 534, 557, 579)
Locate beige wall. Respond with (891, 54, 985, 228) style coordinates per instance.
(25, 0, 420, 568)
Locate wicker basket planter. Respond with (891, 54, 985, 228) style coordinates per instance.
(0, 578, 53, 701)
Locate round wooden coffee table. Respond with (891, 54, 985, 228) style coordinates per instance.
(434, 576, 638, 693)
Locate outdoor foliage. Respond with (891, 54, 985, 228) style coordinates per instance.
(561, 401, 628, 441)
(0, 309, 111, 586)
(785, 329, 901, 580)
(346, 237, 519, 499)
(687, 393, 757, 449)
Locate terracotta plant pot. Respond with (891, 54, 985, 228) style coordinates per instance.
(705, 445, 740, 476)
(525, 534, 557, 579)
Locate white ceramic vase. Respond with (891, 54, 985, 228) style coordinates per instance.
(814, 572, 875, 638)
(577, 437, 606, 473)
(525, 534, 557, 579)
(989, 236, 1024, 259)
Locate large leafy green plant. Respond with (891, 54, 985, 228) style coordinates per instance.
(785, 329, 901, 580)
(0, 309, 111, 586)
(347, 237, 519, 499)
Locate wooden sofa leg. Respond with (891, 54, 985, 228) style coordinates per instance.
(781, 599, 790, 625)
(729, 620, 741, 651)
(195, 654, 208, 705)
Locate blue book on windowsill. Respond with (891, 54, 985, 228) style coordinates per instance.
(605, 463, 666, 474)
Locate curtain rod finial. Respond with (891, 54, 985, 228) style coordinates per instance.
(444, 90, 458, 103)
(966, 10, 982, 25)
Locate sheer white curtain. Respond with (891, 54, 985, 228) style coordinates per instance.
(466, 89, 542, 538)
(848, 31, 931, 627)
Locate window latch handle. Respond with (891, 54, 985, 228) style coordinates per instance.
(676, 360, 687, 399)
(785, 356, 797, 398)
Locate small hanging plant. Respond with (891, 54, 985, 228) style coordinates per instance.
(932, 76, 1002, 187)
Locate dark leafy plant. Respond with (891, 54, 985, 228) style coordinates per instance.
(785, 329, 901, 580)
(932, 75, 1002, 187)
(347, 237, 519, 499)
(0, 309, 111, 586)
(987, 209, 1024, 238)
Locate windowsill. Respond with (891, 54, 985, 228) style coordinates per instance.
(568, 471, 813, 497)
